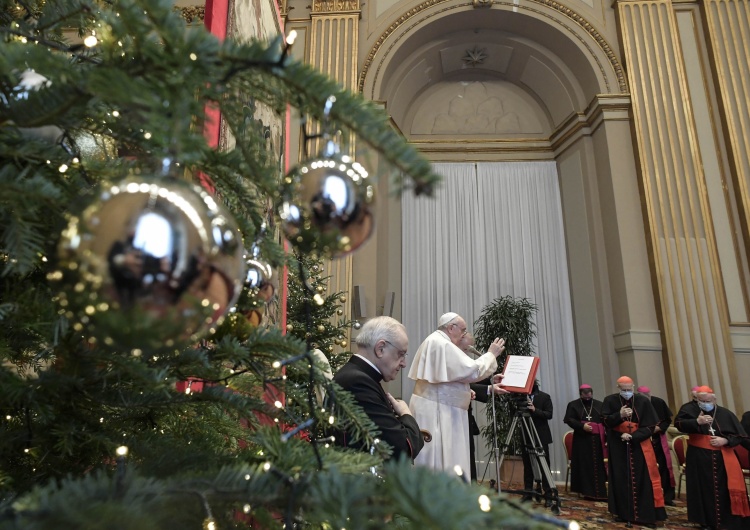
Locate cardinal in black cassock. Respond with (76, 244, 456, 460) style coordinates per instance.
(563, 384, 607, 500)
(675, 385, 750, 530)
(601, 376, 667, 526)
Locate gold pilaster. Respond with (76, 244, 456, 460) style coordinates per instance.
(701, 0, 750, 255)
(308, 0, 360, 334)
(616, 0, 741, 409)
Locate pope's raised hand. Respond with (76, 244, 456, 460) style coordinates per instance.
(488, 338, 506, 357)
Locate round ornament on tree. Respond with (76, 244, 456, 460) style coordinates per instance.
(244, 244, 273, 293)
(53, 177, 245, 350)
(278, 153, 374, 258)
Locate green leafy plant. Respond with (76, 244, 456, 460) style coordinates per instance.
(473, 296, 538, 455)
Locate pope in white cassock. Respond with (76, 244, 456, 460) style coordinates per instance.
(408, 312, 507, 476)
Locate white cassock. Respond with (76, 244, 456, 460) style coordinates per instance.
(408, 330, 497, 475)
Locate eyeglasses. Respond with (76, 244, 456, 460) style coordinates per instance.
(383, 340, 408, 360)
(451, 323, 468, 336)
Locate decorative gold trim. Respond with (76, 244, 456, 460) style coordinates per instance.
(176, 5, 205, 24)
(358, 0, 627, 95)
(312, 0, 361, 13)
(410, 136, 548, 144)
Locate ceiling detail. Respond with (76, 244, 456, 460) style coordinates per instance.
(358, 0, 627, 95)
(462, 46, 489, 67)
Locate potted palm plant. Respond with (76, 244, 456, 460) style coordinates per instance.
(473, 296, 537, 484)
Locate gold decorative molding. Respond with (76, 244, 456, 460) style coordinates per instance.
(176, 5, 205, 24)
(311, 0, 361, 13)
(358, 0, 627, 96)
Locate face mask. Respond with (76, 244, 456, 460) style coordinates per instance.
(620, 390, 633, 400)
(698, 402, 714, 412)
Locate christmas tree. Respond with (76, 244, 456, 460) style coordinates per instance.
(0, 1, 567, 528)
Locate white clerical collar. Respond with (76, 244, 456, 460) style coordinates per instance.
(437, 330, 450, 340)
(354, 353, 381, 375)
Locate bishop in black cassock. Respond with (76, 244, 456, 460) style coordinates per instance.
(601, 376, 667, 526)
(563, 384, 607, 500)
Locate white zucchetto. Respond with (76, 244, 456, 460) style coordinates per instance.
(437, 312, 459, 328)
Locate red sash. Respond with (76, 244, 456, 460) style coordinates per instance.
(614, 422, 665, 508)
(688, 434, 750, 516)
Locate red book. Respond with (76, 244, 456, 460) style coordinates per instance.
(499, 355, 540, 394)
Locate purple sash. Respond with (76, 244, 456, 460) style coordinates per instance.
(658, 432, 675, 486)
(590, 422, 608, 460)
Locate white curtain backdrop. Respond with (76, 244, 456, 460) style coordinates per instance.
(401, 161, 578, 483)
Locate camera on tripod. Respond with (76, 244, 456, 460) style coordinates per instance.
(510, 392, 532, 410)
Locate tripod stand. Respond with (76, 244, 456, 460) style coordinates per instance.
(496, 406, 561, 515)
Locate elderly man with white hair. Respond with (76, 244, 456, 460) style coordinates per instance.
(675, 386, 750, 530)
(408, 312, 507, 477)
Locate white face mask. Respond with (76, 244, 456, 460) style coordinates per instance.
(620, 390, 634, 400)
(698, 401, 715, 412)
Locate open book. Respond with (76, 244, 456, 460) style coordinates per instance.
(499, 355, 540, 393)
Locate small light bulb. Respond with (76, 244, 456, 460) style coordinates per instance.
(272, 361, 281, 369)
(189, 53, 197, 60)
(478, 494, 491, 512)
(285, 30, 298, 45)
(116, 446, 128, 456)
(568, 522, 581, 530)
(274, 400, 283, 408)
(83, 35, 98, 47)
(453, 465, 463, 476)
(263, 462, 271, 471)
(328, 415, 335, 425)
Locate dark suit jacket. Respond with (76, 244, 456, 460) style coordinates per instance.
(332, 356, 424, 461)
(526, 390, 553, 445)
(469, 380, 493, 436)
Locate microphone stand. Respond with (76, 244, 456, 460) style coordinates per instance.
(469, 346, 502, 492)
(490, 386, 502, 492)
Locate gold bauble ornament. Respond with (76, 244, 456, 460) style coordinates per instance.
(244, 243, 273, 293)
(286, 323, 294, 331)
(278, 153, 374, 258)
(317, 324, 325, 332)
(53, 177, 244, 350)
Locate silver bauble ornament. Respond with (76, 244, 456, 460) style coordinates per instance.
(278, 154, 375, 257)
(53, 177, 245, 349)
(353, 321, 361, 330)
(244, 244, 273, 292)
